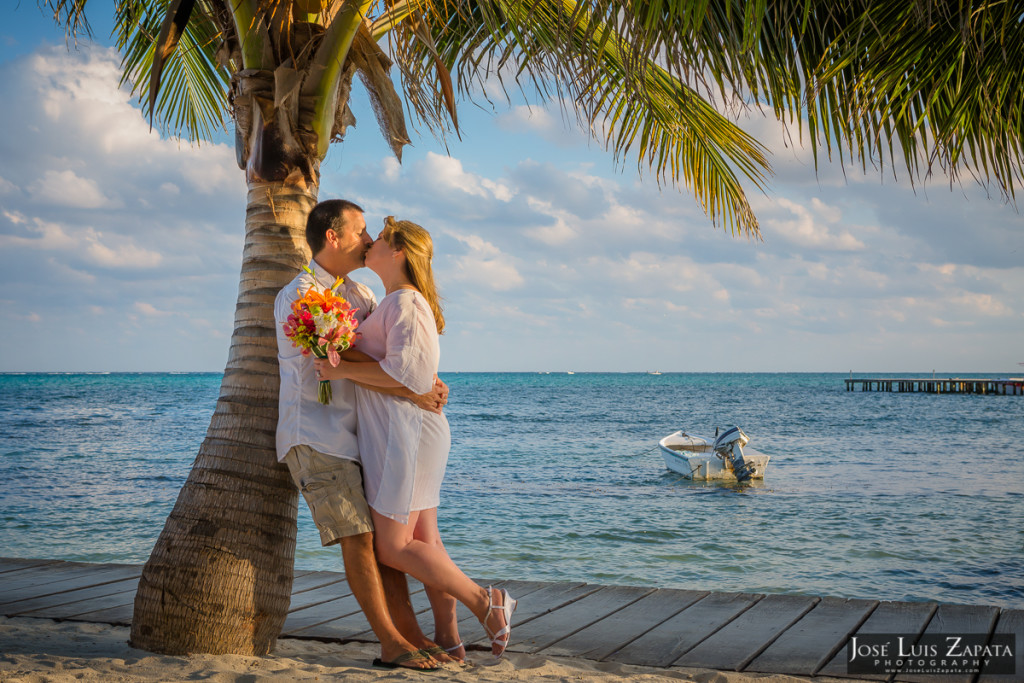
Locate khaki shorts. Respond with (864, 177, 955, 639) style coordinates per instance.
(283, 445, 373, 546)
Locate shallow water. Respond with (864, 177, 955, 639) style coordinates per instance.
(1, 372, 1021, 608)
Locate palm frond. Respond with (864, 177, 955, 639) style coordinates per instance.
(618, 0, 1023, 201)
(386, 0, 770, 236)
(815, 2, 1024, 199)
(42, 0, 93, 44)
(115, 0, 231, 141)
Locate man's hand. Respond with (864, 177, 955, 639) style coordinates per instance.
(410, 376, 449, 415)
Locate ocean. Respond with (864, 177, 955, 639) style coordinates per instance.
(1, 372, 1021, 609)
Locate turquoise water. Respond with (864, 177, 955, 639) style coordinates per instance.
(1, 372, 1021, 609)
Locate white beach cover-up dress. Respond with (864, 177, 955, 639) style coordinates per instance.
(355, 288, 450, 523)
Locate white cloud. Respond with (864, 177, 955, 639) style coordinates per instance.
(134, 302, 165, 316)
(765, 197, 865, 250)
(446, 232, 524, 290)
(0, 216, 76, 250)
(523, 213, 578, 245)
(382, 156, 401, 182)
(28, 169, 116, 208)
(496, 105, 565, 144)
(950, 293, 1011, 317)
(420, 152, 514, 201)
(84, 229, 163, 268)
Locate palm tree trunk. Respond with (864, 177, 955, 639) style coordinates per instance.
(129, 182, 316, 656)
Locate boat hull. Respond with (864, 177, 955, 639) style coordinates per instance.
(658, 431, 770, 481)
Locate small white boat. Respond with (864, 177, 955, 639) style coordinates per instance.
(658, 428, 770, 482)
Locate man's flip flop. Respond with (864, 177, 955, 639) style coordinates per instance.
(371, 650, 440, 671)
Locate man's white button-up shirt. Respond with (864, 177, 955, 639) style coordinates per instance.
(274, 260, 377, 462)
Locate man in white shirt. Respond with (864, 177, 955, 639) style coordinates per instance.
(274, 199, 450, 671)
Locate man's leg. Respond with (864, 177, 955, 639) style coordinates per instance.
(283, 448, 435, 670)
(377, 563, 425, 641)
(338, 531, 434, 667)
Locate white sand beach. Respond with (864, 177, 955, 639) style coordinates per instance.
(0, 616, 868, 683)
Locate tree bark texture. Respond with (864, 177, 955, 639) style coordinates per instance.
(129, 183, 316, 655)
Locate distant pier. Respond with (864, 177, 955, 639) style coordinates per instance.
(845, 377, 1024, 395)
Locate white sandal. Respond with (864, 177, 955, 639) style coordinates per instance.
(482, 586, 517, 657)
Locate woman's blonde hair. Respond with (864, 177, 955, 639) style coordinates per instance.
(382, 216, 445, 334)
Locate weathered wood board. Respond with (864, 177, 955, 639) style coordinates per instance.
(603, 591, 762, 668)
(817, 600, 938, 680)
(511, 585, 654, 654)
(673, 594, 819, 671)
(1, 577, 140, 617)
(978, 609, 1023, 683)
(539, 588, 708, 661)
(894, 603, 1000, 683)
(744, 596, 878, 676)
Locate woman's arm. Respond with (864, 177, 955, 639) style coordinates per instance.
(339, 347, 375, 362)
(313, 359, 448, 413)
(314, 357, 403, 388)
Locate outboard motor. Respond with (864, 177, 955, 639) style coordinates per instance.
(713, 426, 755, 482)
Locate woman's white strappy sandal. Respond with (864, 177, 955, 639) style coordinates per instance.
(482, 586, 517, 657)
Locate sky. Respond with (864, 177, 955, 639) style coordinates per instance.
(1, 6, 1022, 373)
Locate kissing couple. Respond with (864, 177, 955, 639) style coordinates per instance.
(273, 199, 516, 671)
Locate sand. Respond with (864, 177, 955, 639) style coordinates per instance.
(0, 616, 868, 683)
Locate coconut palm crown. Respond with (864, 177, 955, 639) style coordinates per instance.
(46, 0, 1022, 657)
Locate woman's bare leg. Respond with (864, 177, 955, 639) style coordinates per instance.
(412, 509, 463, 659)
(372, 507, 510, 655)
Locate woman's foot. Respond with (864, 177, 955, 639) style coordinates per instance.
(482, 586, 516, 657)
(433, 639, 466, 663)
(419, 644, 459, 665)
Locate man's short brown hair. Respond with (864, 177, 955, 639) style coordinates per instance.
(306, 199, 364, 253)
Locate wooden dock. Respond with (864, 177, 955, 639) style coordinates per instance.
(845, 377, 1024, 395)
(1, 558, 1020, 681)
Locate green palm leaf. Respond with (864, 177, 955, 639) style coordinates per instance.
(389, 0, 771, 237)
(114, 0, 231, 141)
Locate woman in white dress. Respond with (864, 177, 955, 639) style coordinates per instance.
(315, 217, 515, 659)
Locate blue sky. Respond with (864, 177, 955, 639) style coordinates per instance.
(1, 6, 1022, 373)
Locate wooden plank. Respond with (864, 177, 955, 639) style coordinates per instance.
(818, 600, 937, 680)
(745, 596, 878, 675)
(291, 571, 345, 594)
(0, 558, 64, 575)
(604, 591, 761, 667)
(467, 582, 603, 650)
(287, 581, 355, 612)
(282, 593, 367, 636)
(511, 585, 654, 654)
(0, 562, 112, 595)
(0, 565, 141, 610)
(1, 576, 139, 616)
(538, 588, 708, 660)
(65, 601, 134, 625)
(18, 585, 138, 620)
(978, 609, 1024, 682)
(674, 593, 819, 671)
(894, 603, 1000, 683)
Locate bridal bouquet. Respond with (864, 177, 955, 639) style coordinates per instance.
(282, 266, 360, 404)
